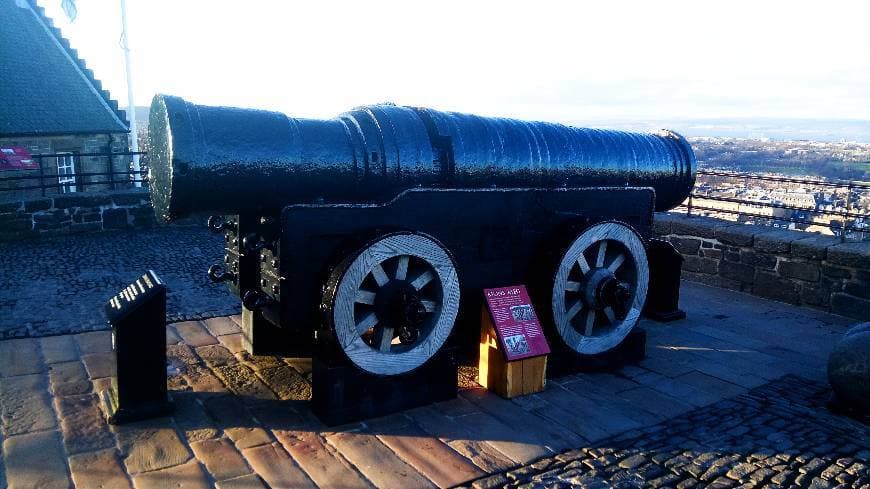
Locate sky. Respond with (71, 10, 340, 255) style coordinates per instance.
(39, 0, 870, 126)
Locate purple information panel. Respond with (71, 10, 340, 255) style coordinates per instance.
(484, 285, 550, 361)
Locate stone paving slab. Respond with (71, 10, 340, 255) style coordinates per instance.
(0, 225, 239, 339)
(0, 282, 861, 488)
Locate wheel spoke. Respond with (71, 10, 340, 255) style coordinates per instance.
(577, 253, 591, 275)
(584, 310, 595, 335)
(395, 255, 410, 280)
(377, 327, 394, 352)
(371, 263, 390, 287)
(421, 300, 438, 312)
(566, 300, 583, 321)
(565, 280, 581, 292)
(603, 307, 616, 324)
(410, 270, 434, 290)
(608, 253, 626, 272)
(355, 289, 377, 305)
(596, 241, 607, 268)
(356, 312, 379, 334)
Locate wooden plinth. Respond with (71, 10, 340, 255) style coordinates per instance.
(479, 309, 547, 399)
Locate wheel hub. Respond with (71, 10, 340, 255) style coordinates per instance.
(583, 267, 630, 311)
(374, 280, 426, 344)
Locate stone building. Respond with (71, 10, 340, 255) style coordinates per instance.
(0, 0, 131, 202)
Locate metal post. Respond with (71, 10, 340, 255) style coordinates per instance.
(120, 0, 141, 188)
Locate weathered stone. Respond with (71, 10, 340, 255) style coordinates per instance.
(242, 442, 316, 488)
(216, 474, 269, 489)
(327, 431, 433, 488)
(778, 260, 820, 282)
(227, 427, 273, 450)
(754, 228, 797, 253)
(719, 261, 755, 284)
(175, 320, 219, 347)
(69, 448, 133, 489)
(102, 207, 129, 229)
(75, 330, 113, 354)
(830, 293, 870, 320)
(115, 421, 192, 474)
(792, 235, 839, 260)
(82, 352, 115, 379)
(40, 335, 78, 364)
(191, 437, 252, 481)
(0, 201, 23, 213)
(257, 365, 311, 401)
(166, 324, 182, 345)
(131, 459, 211, 489)
(670, 215, 721, 239)
(214, 363, 277, 400)
(0, 338, 45, 377)
(237, 351, 284, 372)
(172, 394, 220, 443)
(196, 344, 238, 368)
(683, 255, 701, 272)
(715, 223, 756, 246)
(168, 343, 201, 366)
(752, 272, 801, 305)
(203, 316, 242, 337)
(23, 198, 52, 212)
(843, 280, 870, 300)
(827, 322, 870, 413)
(273, 429, 373, 488)
(218, 333, 246, 354)
(54, 193, 112, 208)
(619, 454, 648, 469)
(48, 360, 91, 396)
(801, 282, 831, 308)
(2, 430, 72, 489)
(110, 190, 149, 206)
(55, 393, 115, 454)
(701, 248, 723, 260)
(184, 364, 227, 393)
(0, 374, 57, 435)
(822, 264, 852, 280)
(682, 270, 743, 291)
(671, 237, 702, 255)
(740, 250, 778, 269)
(827, 242, 870, 270)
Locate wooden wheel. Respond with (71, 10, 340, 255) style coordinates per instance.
(551, 222, 649, 355)
(326, 233, 460, 376)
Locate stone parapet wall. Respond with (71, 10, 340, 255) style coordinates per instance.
(654, 212, 870, 320)
(0, 190, 155, 241)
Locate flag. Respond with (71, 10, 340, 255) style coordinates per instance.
(61, 0, 76, 22)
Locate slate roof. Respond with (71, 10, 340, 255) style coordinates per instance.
(0, 0, 129, 137)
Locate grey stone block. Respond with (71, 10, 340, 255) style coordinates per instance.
(111, 190, 150, 206)
(754, 228, 799, 254)
(830, 293, 870, 320)
(101, 208, 128, 229)
(800, 282, 831, 307)
(719, 261, 755, 284)
(740, 251, 778, 270)
(792, 235, 840, 261)
(652, 212, 683, 236)
(715, 223, 757, 247)
(753, 272, 801, 305)
(822, 265, 852, 280)
(670, 215, 721, 239)
(0, 201, 23, 213)
(24, 198, 52, 212)
(671, 236, 702, 255)
(683, 255, 701, 272)
(701, 248, 723, 260)
(843, 281, 870, 300)
(699, 257, 719, 274)
(778, 261, 820, 282)
(53, 193, 112, 209)
(827, 242, 870, 270)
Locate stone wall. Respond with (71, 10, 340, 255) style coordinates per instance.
(654, 212, 870, 320)
(0, 190, 154, 241)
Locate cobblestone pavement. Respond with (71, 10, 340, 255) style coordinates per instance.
(0, 224, 239, 339)
(0, 283, 860, 488)
(462, 375, 870, 489)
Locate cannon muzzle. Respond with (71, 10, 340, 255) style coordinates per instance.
(148, 94, 695, 221)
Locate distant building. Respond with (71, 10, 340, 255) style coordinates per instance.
(0, 0, 130, 201)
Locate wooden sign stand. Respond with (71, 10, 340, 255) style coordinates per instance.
(478, 286, 549, 399)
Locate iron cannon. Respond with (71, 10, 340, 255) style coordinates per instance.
(148, 95, 694, 421)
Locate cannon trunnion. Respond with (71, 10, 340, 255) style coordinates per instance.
(149, 95, 693, 424)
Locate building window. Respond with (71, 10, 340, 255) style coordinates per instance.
(56, 153, 77, 193)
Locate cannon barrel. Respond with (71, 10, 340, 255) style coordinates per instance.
(148, 94, 696, 220)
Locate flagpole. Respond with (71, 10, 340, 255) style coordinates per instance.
(120, 0, 141, 188)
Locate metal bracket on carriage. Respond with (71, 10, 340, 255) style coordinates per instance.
(241, 233, 276, 255)
(207, 264, 237, 284)
(207, 215, 237, 234)
(242, 289, 276, 311)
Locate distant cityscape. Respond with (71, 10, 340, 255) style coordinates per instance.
(685, 137, 870, 241)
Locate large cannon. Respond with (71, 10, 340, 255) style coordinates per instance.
(148, 94, 694, 421)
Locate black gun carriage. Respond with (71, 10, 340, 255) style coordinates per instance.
(148, 95, 694, 422)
